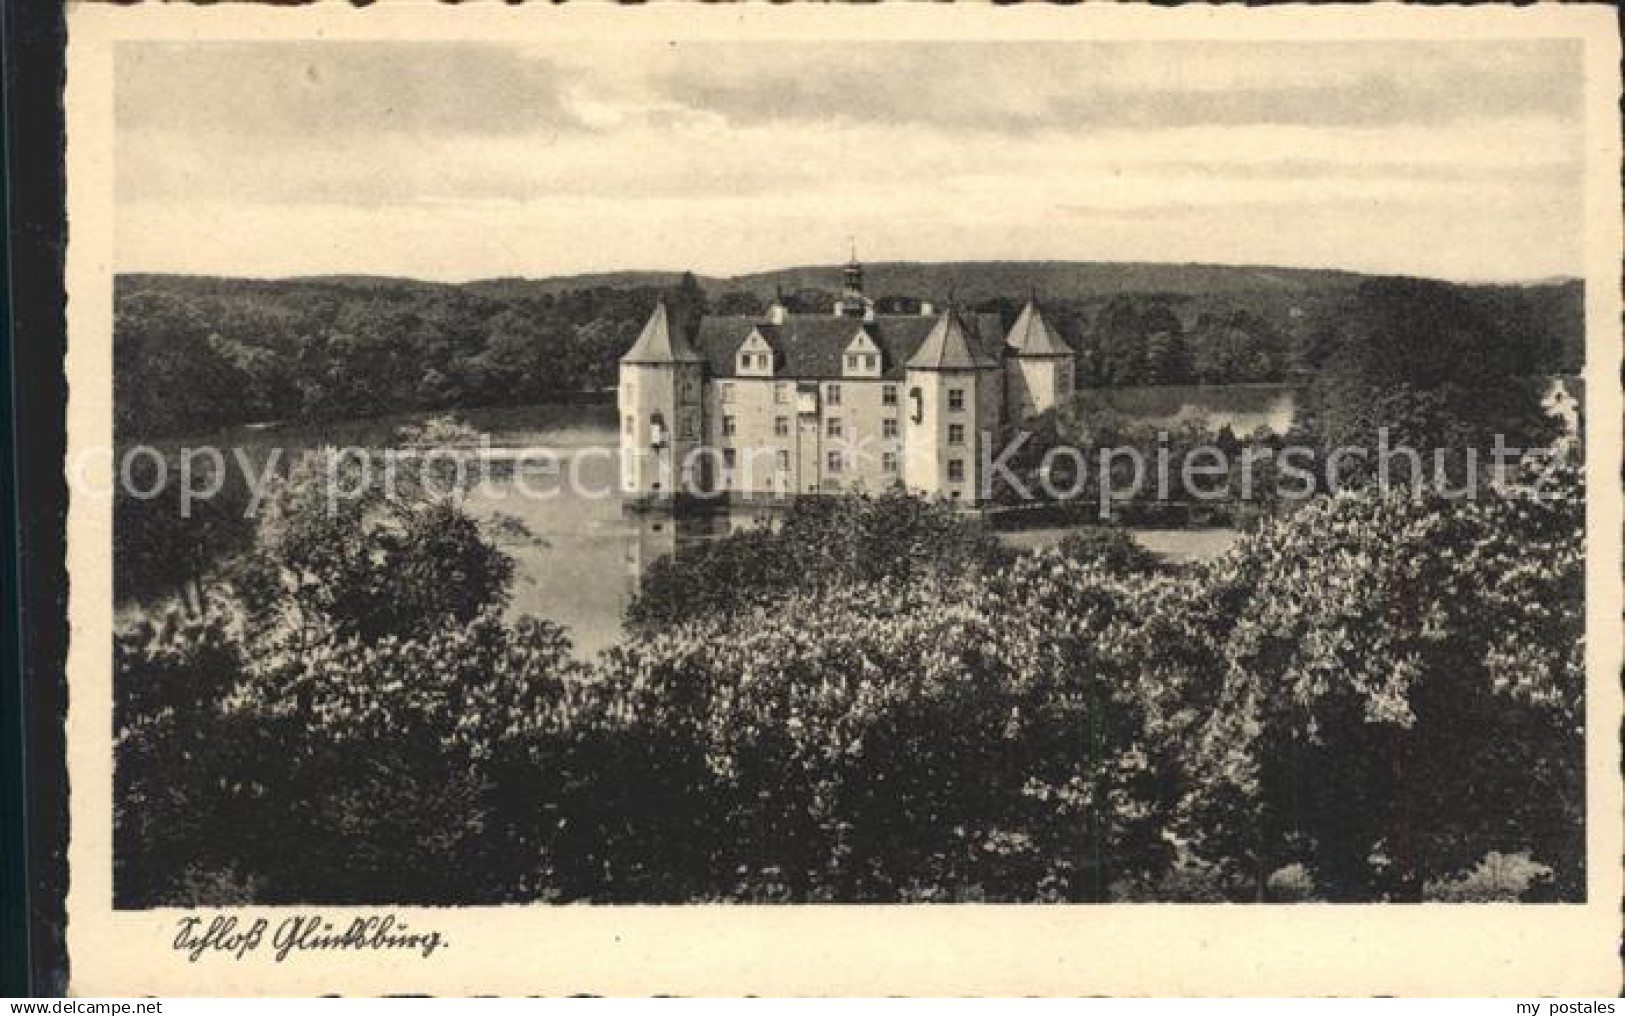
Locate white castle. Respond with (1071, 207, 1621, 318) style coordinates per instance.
(617, 256, 1075, 506)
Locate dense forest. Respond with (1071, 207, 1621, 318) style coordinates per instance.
(114, 265, 1583, 440)
(116, 445, 1585, 905)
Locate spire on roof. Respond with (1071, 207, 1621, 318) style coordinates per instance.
(620, 300, 707, 364)
(907, 304, 1000, 371)
(839, 241, 868, 319)
(1006, 298, 1074, 358)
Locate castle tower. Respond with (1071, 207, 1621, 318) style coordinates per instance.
(618, 301, 709, 498)
(1004, 298, 1076, 424)
(766, 285, 789, 325)
(837, 242, 871, 320)
(902, 304, 1004, 505)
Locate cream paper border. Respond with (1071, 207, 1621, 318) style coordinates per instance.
(62, 1, 1624, 997)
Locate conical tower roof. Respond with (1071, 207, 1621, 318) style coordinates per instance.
(1006, 299, 1074, 357)
(620, 301, 707, 364)
(906, 304, 1001, 371)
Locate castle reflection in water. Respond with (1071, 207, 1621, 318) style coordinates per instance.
(620, 503, 775, 594)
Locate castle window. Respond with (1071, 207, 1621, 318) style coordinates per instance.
(827, 418, 843, 438)
(723, 415, 736, 437)
(882, 451, 898, 473)
(721, 382, 735, 403)
(1058, 370, 1073, 397)
(826, 384, 842, 407)
(624, 415, 634, 436)
(948, 388, 966, 412)
(723, 448, 737, 470)
(864, 354, 876, 370)
(775, 416, 790, 437)
(845, 354, 857, 371)
(882, 418, 898, 439)
(882, 384, 898, 407)
(827, 450, 844, 473)
(774, 383, 789, 404)
(680, 414, 696, 440)
(777, 450, 791, 471)
(947, 459, 965, 482)
(948, 423, 965, 446)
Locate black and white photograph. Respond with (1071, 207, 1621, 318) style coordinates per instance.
(55, 0, 1621, 997)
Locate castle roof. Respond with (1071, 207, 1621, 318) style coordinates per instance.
(1005, 300, 1075, 358)
(620, 301, 707, 364)
(694, 310, 1005, 380)
(906, 306, 1003, 371)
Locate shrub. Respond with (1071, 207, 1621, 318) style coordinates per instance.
(627, 491, 1008, 629)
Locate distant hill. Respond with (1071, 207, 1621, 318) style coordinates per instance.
(125, 259, 1583, 309)
(113, 260, 1585, 440)
(462, 271, 719, 301)
(718, 260, 1377, 304)
(120, 261, 1585, 374)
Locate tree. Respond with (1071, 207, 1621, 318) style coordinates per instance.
(114, 453, 255, 610)
(1190, 310, 1286, 384)
(667, 271, 710, 345)
(1055, 527, 1160, 575)
(114, 607, 262, 906)
(1143, 329, 1194, 385)
(714, 290, 766, 317)
(783, 288, 836, 316)
(627, 491, 1008, 629)
(1091, 296, 1187, 386)
(115, 431, 581, 905)
(611, 558, 1179, 901)
(1306, 278, 1559, 460)
(115, 601, 593, 905)
(874, 294, 922, 315)
(232, 429, 515, 642)
(1175, 440, 1585, 900)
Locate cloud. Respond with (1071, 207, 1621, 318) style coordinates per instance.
(110, 38, 1586, 282)
(115, 41, 589, 139)
(653, 40, 1580, 133)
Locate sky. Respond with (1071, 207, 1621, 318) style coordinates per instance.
(114, 38, 1585, 283)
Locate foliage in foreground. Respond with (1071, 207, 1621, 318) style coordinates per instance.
(626, 490, 1010, 630)
(115, 444, 1585, 904)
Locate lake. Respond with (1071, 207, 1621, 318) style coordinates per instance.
(1078, 383, 1303, 435)
(196, 394, 1266, 658)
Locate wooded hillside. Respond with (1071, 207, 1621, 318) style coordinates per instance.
(115, 264, 1583, 440)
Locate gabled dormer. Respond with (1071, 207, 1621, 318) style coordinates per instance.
(841, 327, 883, 378)
(736, 327, 777, 377)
